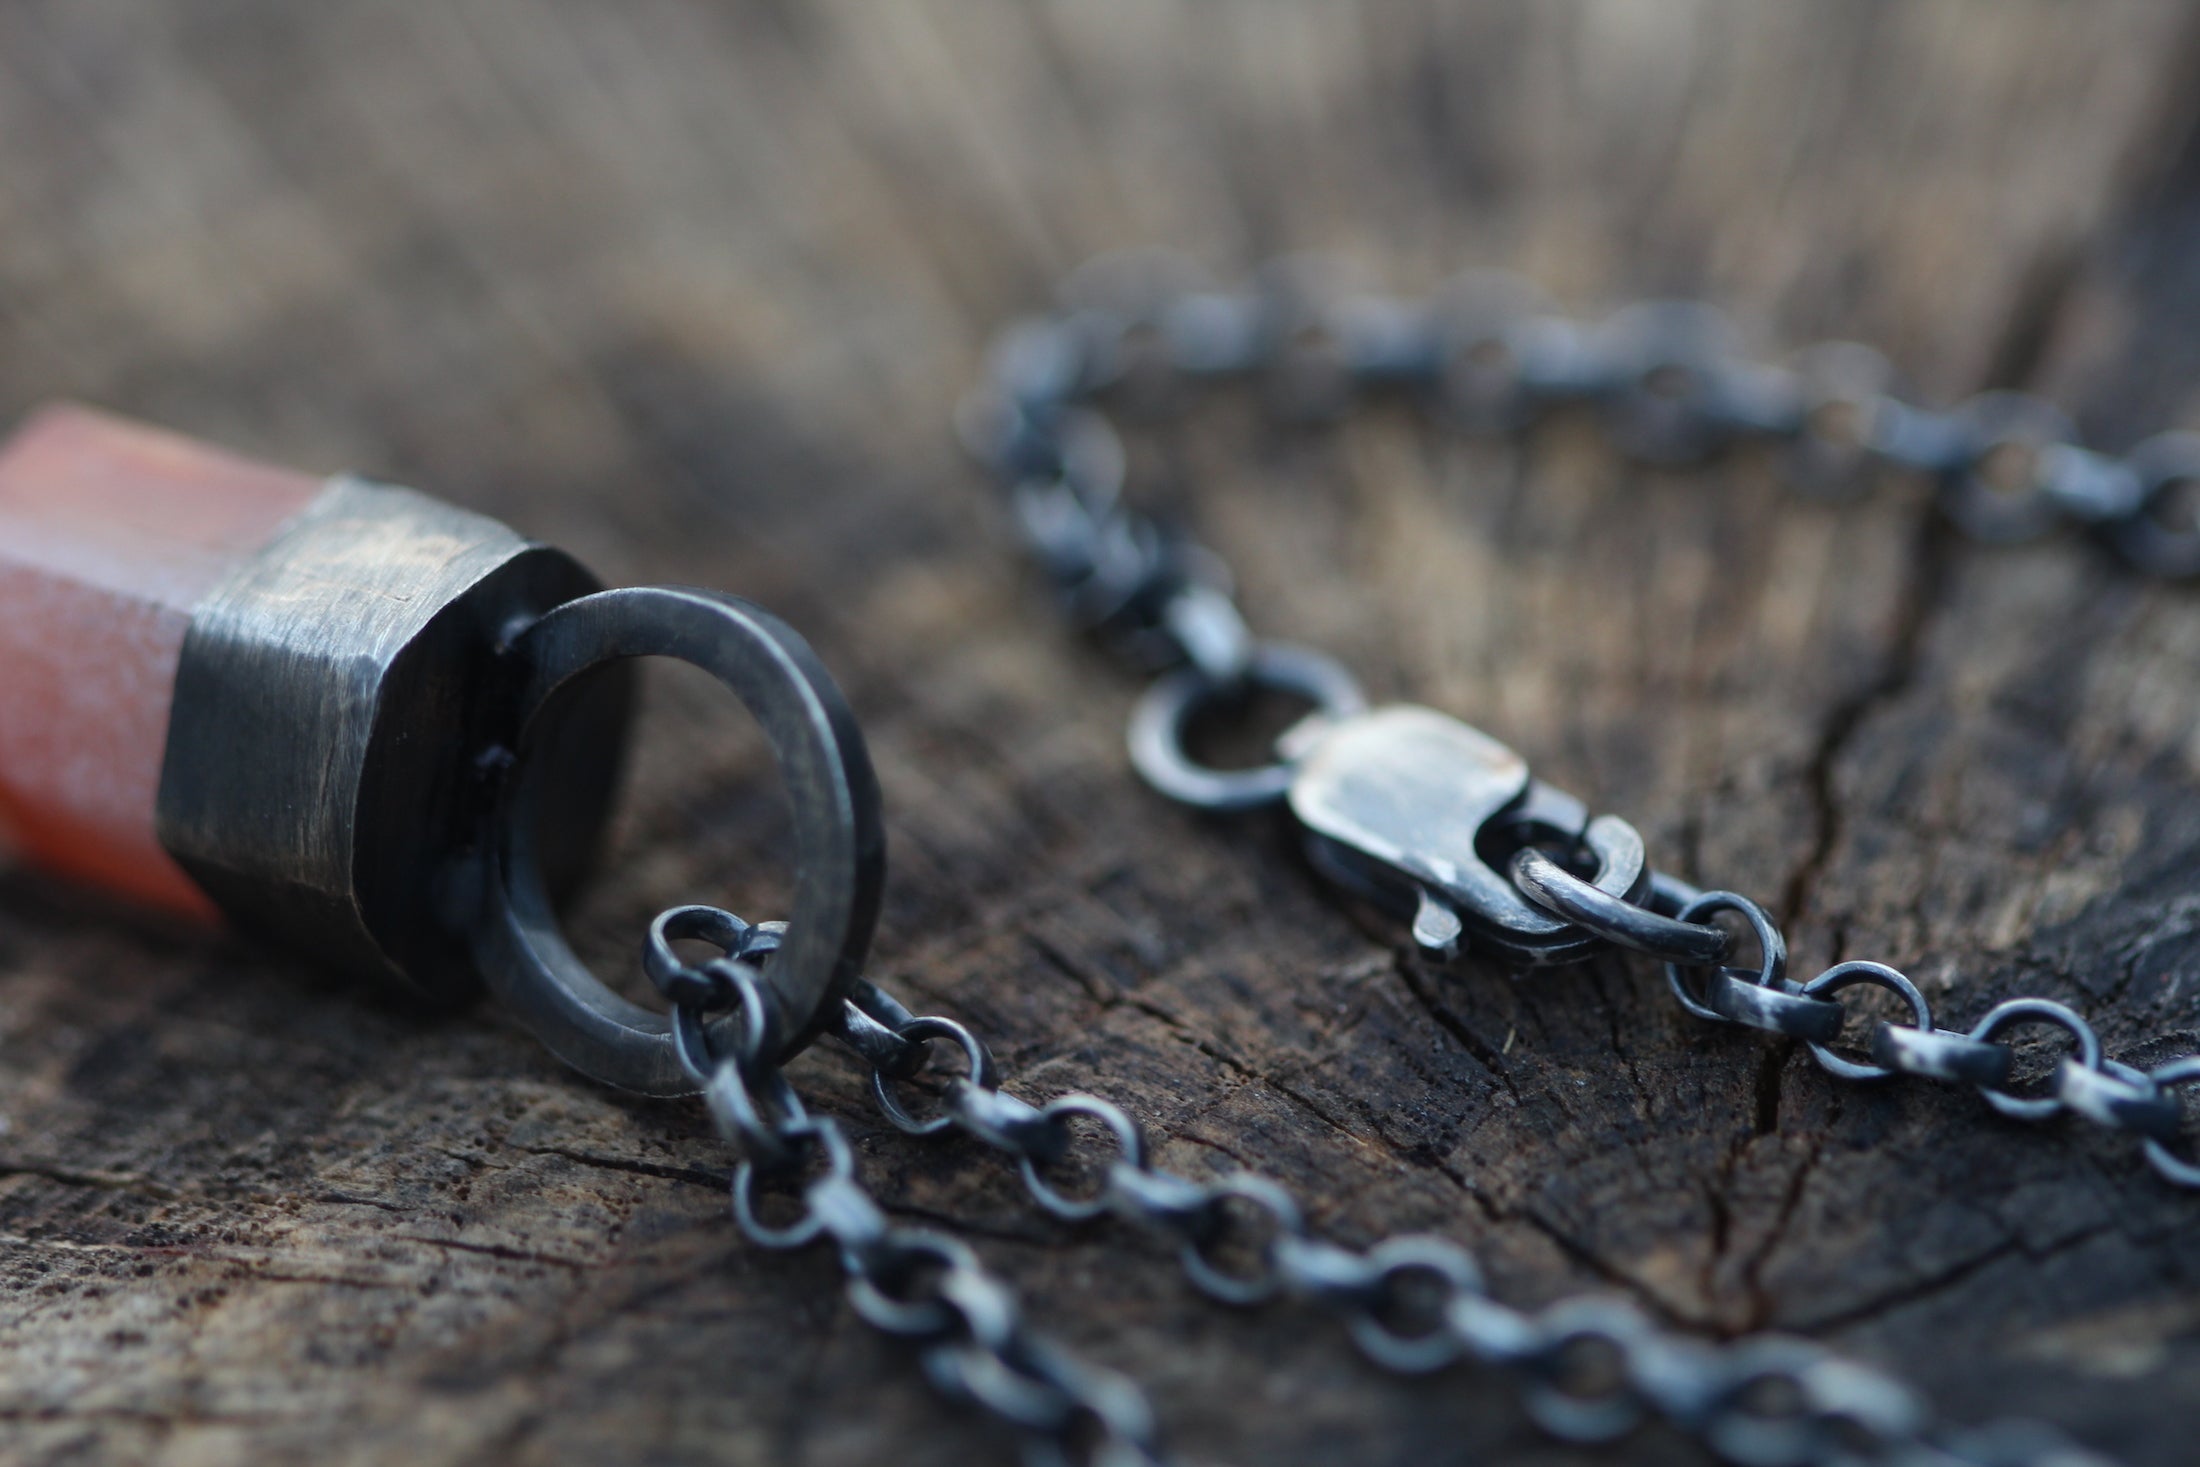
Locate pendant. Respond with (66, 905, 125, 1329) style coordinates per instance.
(0, 403, 884, 1096)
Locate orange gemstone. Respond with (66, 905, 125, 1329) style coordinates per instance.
(0, 404, 321, 919)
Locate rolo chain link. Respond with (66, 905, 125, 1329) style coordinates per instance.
(955, 253, 2200, 1191)
(647, 902, 2113, 1467)
(647, 906, 1164, 1467)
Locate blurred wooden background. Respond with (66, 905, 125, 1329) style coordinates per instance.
(6, 2, 2200, 1463)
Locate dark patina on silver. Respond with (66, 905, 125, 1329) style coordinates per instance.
(471, 584, 884, 1096)
(156, 476, 630, 1004)
(154, 479, 882, 1099)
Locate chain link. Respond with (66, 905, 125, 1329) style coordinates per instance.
(815, 961, 2116, 1467)
(1637, 885, 2198, 1182)
(649, 261, 2197, 1461)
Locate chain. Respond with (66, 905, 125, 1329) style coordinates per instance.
(646, 910, 1164, 1467)
(1566, 879, 2200, 1183)
(647, 904, 2115, 1467)
(956, 254, 2200, 1191)
(635, 259, 2200, 1464)
(957, 254, 2200, 639)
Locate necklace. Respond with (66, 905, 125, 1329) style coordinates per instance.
(0, 294, 2151, 1465)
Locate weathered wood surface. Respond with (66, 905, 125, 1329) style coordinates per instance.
(6, 3, 2200, 1463)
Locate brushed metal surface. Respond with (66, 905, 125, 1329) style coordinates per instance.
(155, 476, 628, 1002)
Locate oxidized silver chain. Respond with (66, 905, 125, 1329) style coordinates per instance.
(621, 258, 2200, 1467)
(954, 254, 2200, 1186)
(649, 902, 2112, 1467)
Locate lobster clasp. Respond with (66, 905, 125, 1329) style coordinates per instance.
(1283, 706, 1646, 966)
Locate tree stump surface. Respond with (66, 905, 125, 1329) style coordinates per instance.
(5, 4, 2200, 1464)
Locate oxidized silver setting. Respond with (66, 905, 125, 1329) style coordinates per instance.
(154, 477, 884, 1099)
(156, 476, 628, 1004)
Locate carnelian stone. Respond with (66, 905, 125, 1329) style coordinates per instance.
(0, 404, 321, 919)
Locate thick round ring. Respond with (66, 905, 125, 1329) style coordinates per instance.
(1799, 961, 1932, 1082)
(1510, 848, 1732, 964)
(1966, 998, 2101, 1122)
(2142, 1056, 2200, 1188)
(473, 586, 886, 1097)
(1128, 643, 1368, 811)
(1664, 892, 1788, 1024)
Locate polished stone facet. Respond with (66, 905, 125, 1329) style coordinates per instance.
(0, 404, 320, 917)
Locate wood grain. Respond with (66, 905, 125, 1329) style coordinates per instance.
(4, 3, 2200, 1463)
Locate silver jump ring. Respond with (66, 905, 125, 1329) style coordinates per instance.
(1967, 998, 2101, 1122)
(1510, 848, 1731, 964)
(731, 1117, 855, 1250)
(1018, 1095, 1148, 1222)
(873, 1015, 999, 1136)
(1180, 1173, 1306, 1305)
(474, 586, 885, 1097)
(2111, 431, 2200, 577)
(1938, 391, 2078, 544)
(1799, 961, 1931, 1082)
(672, 958, 776, 1087)
(1520, 1297, 1653, 1444)
(1664, 892, 1788, 1024)
(847, 1233, 981, 1338)
(1128, 642, 1368, 810)
(645, 905, 784, 1011)
(1344, 1236, 1484, 1374)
